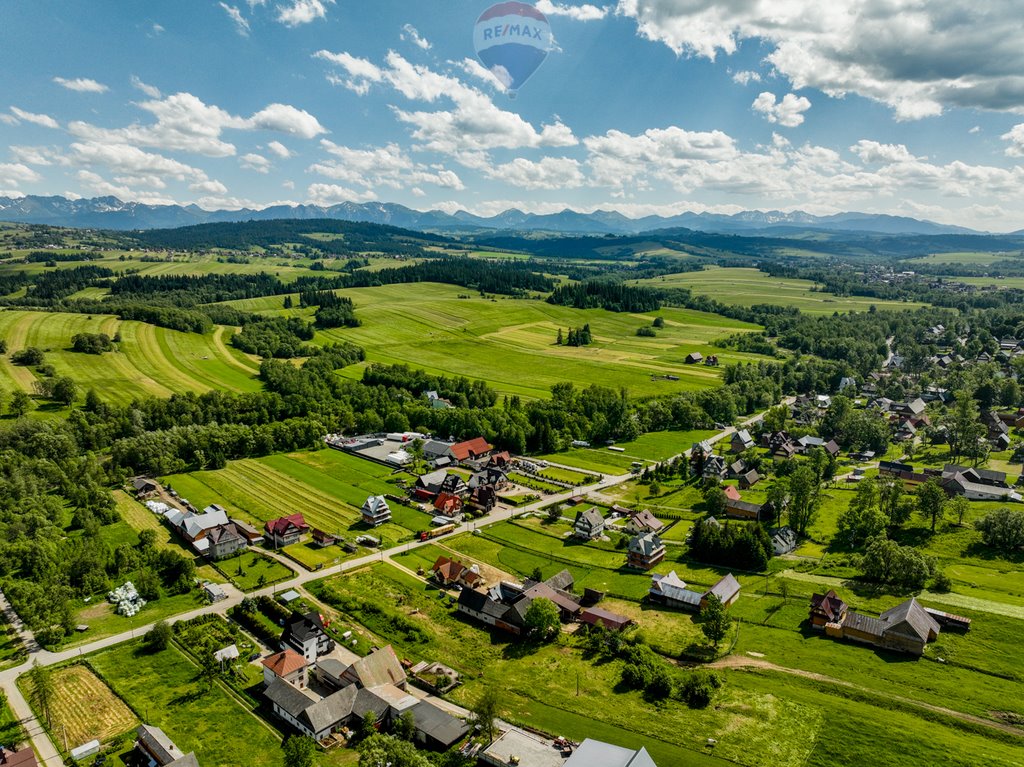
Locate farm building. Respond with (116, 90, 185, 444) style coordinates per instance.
(0, 746, 37, 767)
(450, 437, 494, 463)
(648, 571, 702, 610)
(312, 529, 338, 547)
(265, 514, 309, 547)
(684, 352, 703, 364)
(725, 499, 764, 522)
(702, 574, 741, 609)
(811, 595, 942, 656)
(131, 477, 159, 498)
(723, 485, 742, 502)
(730, 430, 754, 453)
(135, 724, 199, 767)
(579, 606, 633, 632)
(739, 470, 761, 489)
(564, 738, 658, 767)
(361, 495, 392, 527)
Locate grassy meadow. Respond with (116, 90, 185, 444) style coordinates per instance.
(163, 448, 431, 556)
(223, 282, 767, 399)
(0, 310, 261, 406)
(630, 267, 924, 314)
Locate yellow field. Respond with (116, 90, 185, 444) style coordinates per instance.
(26, 665, 139, 746)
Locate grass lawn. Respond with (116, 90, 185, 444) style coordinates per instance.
(0, 310, 262, 408)
(629, 267, 925, 314)
(20, 664, 138, 748)
(89, 641, 282, 767)
(216, 552, 294, 591)
(0, 696, 24, 749)
(223, 282, 768, 400)
(539, 429, 717, 473)
(67, 591, 207, 648)
(163, 448, 425, 550)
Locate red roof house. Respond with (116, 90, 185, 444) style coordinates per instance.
(264, 514, 309, 546)
(450, 437, 494, 463)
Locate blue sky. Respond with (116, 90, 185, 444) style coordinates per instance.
(1, 0, 1024, 229)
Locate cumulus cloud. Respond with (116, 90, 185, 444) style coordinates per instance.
(484, 157, 585, 190)
(66, 92, 326, 159)
(732, 70, 761, 86)
(401, 24, 431, 50)
(9, 107, 59, 129)
(53, 76, 108, 93)
(9, 146, 67, 166)
(1002, 124, 1024, 157)
(616, 1, 1024, 119)
(130, 76, 161, 99)
(314, 50, 384, 95)
(267, 141, 292, 158)
(311, 140, 464, 190)
(752, 92, 811, 127)
(240, 153, 271, 173)
(0, 163, 41, 187)
(219, 3, 250, 35)
(276, 0, 332, 27)
(536, 1, 609, 21)
(249, 104, 326, 138)
(306, 183, 377, 205)
(69, 141, 208, 181)
(190, 179, 229, 194)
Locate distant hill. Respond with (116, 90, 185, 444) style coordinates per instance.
(0, 195, 989, 236)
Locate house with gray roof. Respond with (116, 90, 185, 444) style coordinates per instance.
(574, 507, 605, 540)
(648, 571, 702, 611)
(821, 597, 941, 656)
(702, 573, 741, 609)
(626, 532, 665, 570)
(564, 738, 658, 767)
(135, 724, 199, 767)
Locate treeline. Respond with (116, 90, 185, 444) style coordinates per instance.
(361, 363, 498, 410)
(107, 257, 554, 305)
(129, 218, 448, 255)
(23, 251, 98, 263)
(24, 265, 114, 301)
(232, 316, 316, 358)
(688, 518, 774, 571)
(548, 281, 661, 312)
(300, 290, 360, 329)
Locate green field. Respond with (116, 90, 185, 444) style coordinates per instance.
(163, 448, 429, 550)
(538, 429, 717, 473)
(223, 282, 768, 399)
(89, 641, 282, 767)
(630, 267, 924, 314)
(0, 310, 262, 406)
(906, 251, 1024, 266)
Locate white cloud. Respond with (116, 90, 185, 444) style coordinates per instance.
(536, 0, 609, 21)
(401, 24, 431, 50)
(484, 157, 585, 190)
(249, 104, 326, 138)
(968, 126, 981, 135)
(732, 70, 761, 86)
(282, 180, 295, 189)
(69, 142, 208, 181)
(150, 24, 165, 36)
(53, 76, 108, 93)
(219, 3, 250, 35)
(0, 114, 17, 126)
(9, 146, 66, 166)
(276, 0, 332, 27)
(616, 1, 1024, 119)
(311, 140, 464, 190)
(76, 169, 177, 204)
(114, 174, 167, 189)
(314, 50, 384, 95)
(306, 183, 377, 205)
(267, 140, 292, 158)
(130, 76, 161, 99)
(241, 153, 271, 173)
(9, 107, 59, 129)
(190, 179, 229, 194)
(0, 163, 41, 186)
(849, 140, 920, 164)
(752, 92, 811, 127)
(67, 93, 326, 159)
(1002, 124, 1024, 157)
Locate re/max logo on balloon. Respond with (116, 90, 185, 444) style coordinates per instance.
(474, 2, 552, 95)
(480, 23, 546, 41)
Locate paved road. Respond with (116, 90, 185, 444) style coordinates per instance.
(0, 403, 789, 760)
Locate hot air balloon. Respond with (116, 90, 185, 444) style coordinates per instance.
(473, 2, 552, 96)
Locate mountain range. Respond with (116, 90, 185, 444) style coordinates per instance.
(0, 194, 991, 236)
